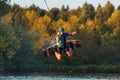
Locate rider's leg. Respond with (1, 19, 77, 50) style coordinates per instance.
(54, 47, 63, 60)
(55, 51, 62, 60)
(66, 47, 73, 57)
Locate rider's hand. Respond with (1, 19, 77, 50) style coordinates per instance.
(72, 31, 77, 36)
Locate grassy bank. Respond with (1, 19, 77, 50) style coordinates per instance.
(1, 65, 120, 76)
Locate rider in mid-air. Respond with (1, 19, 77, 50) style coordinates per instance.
(55, 26, 76, 60)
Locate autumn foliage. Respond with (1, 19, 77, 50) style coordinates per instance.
(0, 1, 120, 74)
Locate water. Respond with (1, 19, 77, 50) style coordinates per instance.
(0, 75, 120, 80)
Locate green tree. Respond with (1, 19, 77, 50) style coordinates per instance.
(10, 4, 23, 15)
(28, 4, 46, 17)
(11, 32, 38, 72)
(68, 9, 78, 17)
(48, 8, 60, 21)
(94, 2, 114, 47)
(95, 5, 103, 26)
(68, 7, 81, 17)
(118, 5, 120, 10)
(0, 0, 10, 23)
(95, 1, 114, 25)
(0, 24, 20, 60)
(0, 0, 10, 16)
(0, 24, 20, 70)
(59, 5, 69, 21)
(102, 1, 114, 21)
(79, 2, 95, 23)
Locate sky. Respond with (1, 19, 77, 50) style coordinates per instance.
(10, 0, 120, 10)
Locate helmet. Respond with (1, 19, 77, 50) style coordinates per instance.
(58, 26, 64, 31)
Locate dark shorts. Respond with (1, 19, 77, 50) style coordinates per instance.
(55, 47, 69, 54)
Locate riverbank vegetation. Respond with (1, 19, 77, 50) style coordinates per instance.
(0, 0, 120, 75)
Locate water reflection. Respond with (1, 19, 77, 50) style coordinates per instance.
(0, 75, 120, 80)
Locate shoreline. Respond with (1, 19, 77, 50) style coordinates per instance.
(1, 71, 120, 77)
(1, 65, 120, 76)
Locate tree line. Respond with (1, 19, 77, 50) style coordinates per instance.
(0, 0, 120, 74)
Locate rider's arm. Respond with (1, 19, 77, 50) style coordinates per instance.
(56, 32, 60, 44)
(69, 31, 77, 36)
(56, 36, 59, 43)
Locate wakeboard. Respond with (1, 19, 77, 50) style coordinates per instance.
(42, 40, 82, 57)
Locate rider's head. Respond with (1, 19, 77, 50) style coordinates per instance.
(58, 26, 64, 34)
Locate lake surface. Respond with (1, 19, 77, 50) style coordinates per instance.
(0, 75, 120, 80)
